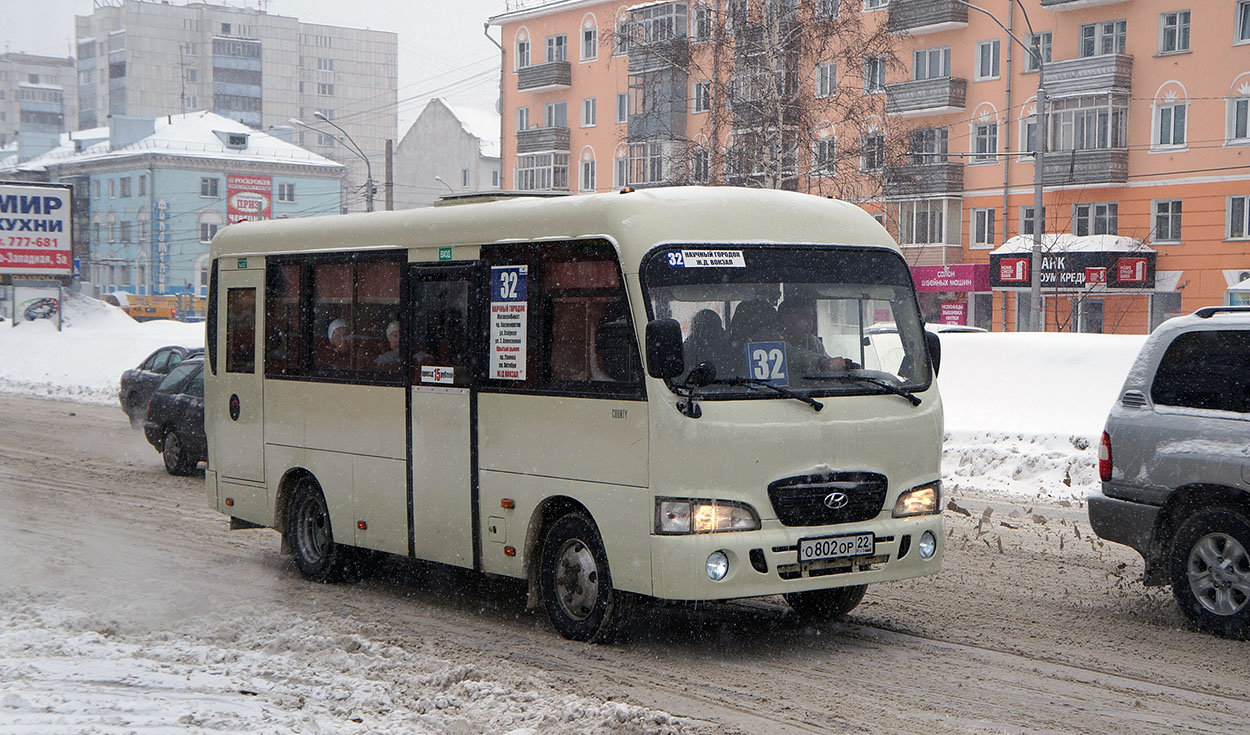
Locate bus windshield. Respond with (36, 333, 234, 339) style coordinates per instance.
(641, 244, 931, 398)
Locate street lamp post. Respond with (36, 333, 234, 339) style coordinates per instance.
(956, 0, 1046, 332)
(290, 113, 375, 213)
(433, 176, 456, 195)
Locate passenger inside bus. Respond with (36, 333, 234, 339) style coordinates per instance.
(318, 317, 352, 370)
(682, 308, 731, 375)
(592, 300, 634, 382)
(777, 297, 859, 373)
(374, 319, 401, 367)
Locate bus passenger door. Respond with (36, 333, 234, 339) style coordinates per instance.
(213, 262, 265, 488)
(407, 265, 477, 569)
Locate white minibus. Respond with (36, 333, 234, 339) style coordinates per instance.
(205, 186, 944, 641)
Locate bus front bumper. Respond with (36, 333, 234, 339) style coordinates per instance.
(647, 514, 943, 601)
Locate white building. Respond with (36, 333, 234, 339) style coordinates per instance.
(394, 98, 500, 210)
(0, 53, 78, 152)
(75, 0, 396, 212)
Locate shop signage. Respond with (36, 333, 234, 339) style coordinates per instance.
(911, 264, 991, 293)
(939, 301, 968, 325)
(226, 174, 273, 225)
(990, 250, 1155, 290)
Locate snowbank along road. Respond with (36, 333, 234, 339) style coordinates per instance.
(1, 394, 1248, 734)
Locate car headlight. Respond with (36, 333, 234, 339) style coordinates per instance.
(892, 481, 941, 517)
(655, 498, 761, 534)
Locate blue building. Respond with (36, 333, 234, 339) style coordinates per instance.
(3, 111, 345, 298)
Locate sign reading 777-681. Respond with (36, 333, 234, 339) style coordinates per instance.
(0, 183, 73, 277)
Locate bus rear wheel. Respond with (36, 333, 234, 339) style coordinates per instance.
(784, 584, 867, 622)
(539, 513, 629, 643)
(288, 478, 361, 583)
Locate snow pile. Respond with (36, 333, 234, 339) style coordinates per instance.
(0, 292, 203, 404)
(938, 331, 1147, 501)
(0, 595, 688, 735)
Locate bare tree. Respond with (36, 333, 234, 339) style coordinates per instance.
(609, 0, 910, 201)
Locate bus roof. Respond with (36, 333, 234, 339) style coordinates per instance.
(209, 186, 899, 271)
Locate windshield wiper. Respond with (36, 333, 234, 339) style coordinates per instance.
(803, 372, 922, 407)
(712, 377, 824, 412)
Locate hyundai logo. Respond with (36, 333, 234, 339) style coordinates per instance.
(823, 492, 849, 510)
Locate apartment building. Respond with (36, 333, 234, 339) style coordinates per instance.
(75, 0, 397, 212)
(0, 53, 78, 154)
(490, 0, 1250, 333)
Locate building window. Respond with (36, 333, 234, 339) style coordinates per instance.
(1228, 196, 1250, 239)
(863, 56, 885, 94)
(278, 183, 296, 202)
(317, 132, 335, 147)
(859, 132, 884, 172)
(1153, 200, 1182, 243)
(693, 4, 713, 40)
(200, 222, 218, 242)
(973, 122, 998, 163)
(1025, 32, 1051, 72)
(137, 175, 146, 196)
(120, 221, 131, 242)
(108, 179, 115, 198)
(516, 39, 530, 68)
(120, 177, 131, 198)
(628, 140, 667, 185)
(691, 148, 710, 183)
(516, 152, 569, 191)
(1156, 100, 1187, 147)
(897, 199, 959, 245)
(616, 92, 629, 123)
(692, 81, 711, 112)
(1049, 94, 1128, 151)
(614, 18, 631, 55)
(972, 208, 995, 249)
(1150, 292, 1183, 331)
(1159, 11, 1190, 54)
(492, 170, 500, 188)
(913, 47, 950, 80)
(545, 101, 567, 128)
(546, 34, 567, 63)
(516, 106, 530, 132)
(1073, 202, 1118, 236)
(813, 137, 836, 176)
(317, 83, 334, 96)
(580, 158, 596, 192)
(1080, 20, 1127, 57)
(614, 150, 629, 187)
(1230, 97, 1250, 143)
(816, 0, 841, 19)
(462, 169, 470, 187)
(581, 27, 598, 60)
(317, 57, 334, 72)
(200, 177, 219, 197)
(815, 63, 836, 98)
(864, 0, 887, 9)
(1238, 2, 1250, 44)
(1020, 113, 1038, 156)
(582, 97, 597, 126)
(975, 40, 1000, 80)
(908, 127, 948, 164)
(1020, 205, 1047, 235)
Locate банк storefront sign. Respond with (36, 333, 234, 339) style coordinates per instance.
(990, 250, 1155, 290)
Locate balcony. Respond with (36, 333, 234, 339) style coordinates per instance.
(1043, 54, 1132, 97)
(884, 162, 964, 197)
(1041, 0, 1129, 9)
(887, 0, 969, 35)
(885, 77, 967, 117)
(1042, 148, 1127, 186)
(628, 37, 689, 75)
(516, 60, 571, 93)
(516, 126, 570, 154)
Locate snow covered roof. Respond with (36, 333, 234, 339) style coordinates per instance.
(7, 112, 344, 174)
(992, 233, 1152, 255)
(1231, 278, 1250, 292)
(439, 100, 501, 160)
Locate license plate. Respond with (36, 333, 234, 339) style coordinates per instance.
(797, 532, 875, 562)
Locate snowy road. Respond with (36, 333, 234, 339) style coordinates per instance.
(2, 394, 1248, 734)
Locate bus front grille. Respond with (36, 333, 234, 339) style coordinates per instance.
(776, 554, 889, 580)
(767, 471, 889, 527)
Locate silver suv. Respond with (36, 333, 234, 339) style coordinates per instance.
(1089, 306, 1250, 638)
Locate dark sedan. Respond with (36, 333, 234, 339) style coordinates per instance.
(143, 357, 206, 475)
(120, 345, 202, 427)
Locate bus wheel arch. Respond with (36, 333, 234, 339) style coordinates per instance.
(275, 468, 316, 555)
(523, 496, 590, 609)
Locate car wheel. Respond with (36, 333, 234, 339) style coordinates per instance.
(162, 430, 197, 475)
(539, 513, 630, 642)
(784, 584, 868, 622)
(287, 478, 364, 584)
(1169, 507, 1250, 639)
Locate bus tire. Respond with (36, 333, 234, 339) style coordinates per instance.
(784, 584, 867, 622)
(539, 513, 629, 643)
(288, 478, 359, 583)
(162, 430, 196, 476)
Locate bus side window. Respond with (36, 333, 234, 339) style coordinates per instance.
(311, 262, 354, 373)
(265, 262, 303, 377)
(226, 288, 256, 374)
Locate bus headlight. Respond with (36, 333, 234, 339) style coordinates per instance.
(655, 498, 761, 534)
(706, 551, 729, 580)
(918, 531, 938, 559)
(892, 481, 941, 517)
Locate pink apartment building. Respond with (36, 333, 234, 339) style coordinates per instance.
(489, 0, 1250, 333)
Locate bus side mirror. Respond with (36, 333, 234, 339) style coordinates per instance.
(645, 318, 685, 379)
(924, 329, 941, 377)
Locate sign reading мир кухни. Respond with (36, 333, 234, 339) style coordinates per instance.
(989, 251, 1155, 290)
(489, 265, 528, 380)
(0, 183, 72, 277)
(226, 174, 273, 225)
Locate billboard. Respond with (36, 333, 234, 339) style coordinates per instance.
(912, 264, 991, 293)
(989, 250, 1155, 290)
(226, 174, 273, 225)
(0, 182, 73, 277)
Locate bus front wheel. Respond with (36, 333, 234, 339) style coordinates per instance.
(288, 478, 360, 583)
(539, 513, 629, 642)
(784, 584, 867, 622)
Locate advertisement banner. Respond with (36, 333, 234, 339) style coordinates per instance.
(912, 264, 991, 293)
(0, 183, 73, 277)
(939, 301, 968, 325)
(990, 251, 1155, 290)
(226, 174, 273, 225)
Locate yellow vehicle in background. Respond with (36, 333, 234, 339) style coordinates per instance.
(103, 292, 206, 322)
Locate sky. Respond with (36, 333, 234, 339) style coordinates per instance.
(0, 0, 513, 134)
